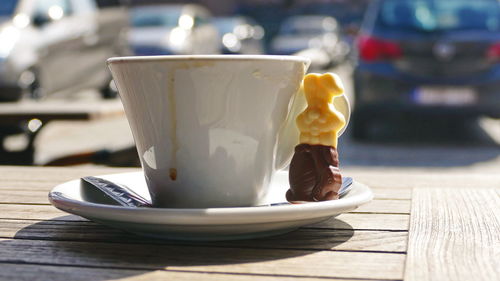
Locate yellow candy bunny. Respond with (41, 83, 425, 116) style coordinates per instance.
(296, 73, 346, 148)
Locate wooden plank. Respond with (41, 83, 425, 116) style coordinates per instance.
(0, 189, 410, 214)
(0, 179, 409, 196)
(0, 238, 405, 280)
(249, 228, 407, 252)
(312, 214, 409, 231)
(345, 169, 500, 189)
(0, 204, 72, 220)
(0, 263, 371, 281)
(0, 220, 407, 252)
(0, 178, 410, 195)
(0, 204, 410, 231)
(405, 188, 500, 281)
(0, 184, 410, 215)
(0, 190, 50, 204)
(0, 181, 407, 202)
(2, 166, 500, 189)
(371, 188, 411, 200)
(353, 199, 410, 214)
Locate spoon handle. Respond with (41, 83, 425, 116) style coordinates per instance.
(81, 176, 153, 208)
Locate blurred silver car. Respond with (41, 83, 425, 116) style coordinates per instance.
(214, 16, 265, 54)
(0, 0, 129, 101)
(129, 4, 220, 56)
(270, 15, 350, 69)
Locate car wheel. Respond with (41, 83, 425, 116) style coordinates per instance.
(100, 79, 118, 99)
(19, 69, 44, 100)
(0, 90, 22, 102)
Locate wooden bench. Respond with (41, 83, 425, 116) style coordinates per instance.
(0, 100, 124, 165)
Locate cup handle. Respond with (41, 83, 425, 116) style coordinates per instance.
(274, 83, 351, 170)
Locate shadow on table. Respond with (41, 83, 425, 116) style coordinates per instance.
(9, 216, 354, 280)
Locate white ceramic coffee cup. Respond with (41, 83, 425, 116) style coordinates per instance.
(107, 55, 350, 208)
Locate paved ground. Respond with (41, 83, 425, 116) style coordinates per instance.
(4, 64, 500, 173)
(29, 111, 500, 173)
(340, 118, 500, 173)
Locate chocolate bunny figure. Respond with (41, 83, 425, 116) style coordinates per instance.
(286, 73, 346, 203)
(287, 144, 342, 201)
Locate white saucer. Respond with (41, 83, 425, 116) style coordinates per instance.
(49, 171, 373, 241)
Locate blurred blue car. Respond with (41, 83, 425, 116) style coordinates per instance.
(352, 0, 500, 139)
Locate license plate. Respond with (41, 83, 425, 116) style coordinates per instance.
(414, 87, 477, 106)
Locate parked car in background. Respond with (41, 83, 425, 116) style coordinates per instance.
(290, 0, 370, 34)
(213, 16, 264, 54)
(129, 4, 220, 56)
(269, 15, 350, 70)
(234, 1, 287, 52)
(352, 0, 500, 139)
(0, 0, 129, 101)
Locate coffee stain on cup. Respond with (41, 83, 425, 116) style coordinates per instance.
(168, 68, 179, 181)
(165, 61, 217, 181)
(169, 168, 177, 181)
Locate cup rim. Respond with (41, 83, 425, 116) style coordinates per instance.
(107, 54, 311, 66)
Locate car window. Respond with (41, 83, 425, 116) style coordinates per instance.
(71, 0, 96, 14)
(280, 17, 337, 36)
(95, 0, 122, 8)
(377, 0, 500, 32)
(194, 12, 210, 27)
(215, 18, 239, 34)
(34, 0, 73, 19)
(131, 9, 181, 27)
(290, 2, 369, 27)
(0, 0, 18, 16)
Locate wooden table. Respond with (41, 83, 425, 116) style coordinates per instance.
(0, 166, 498, 281)
(0, 101, 124, 165)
